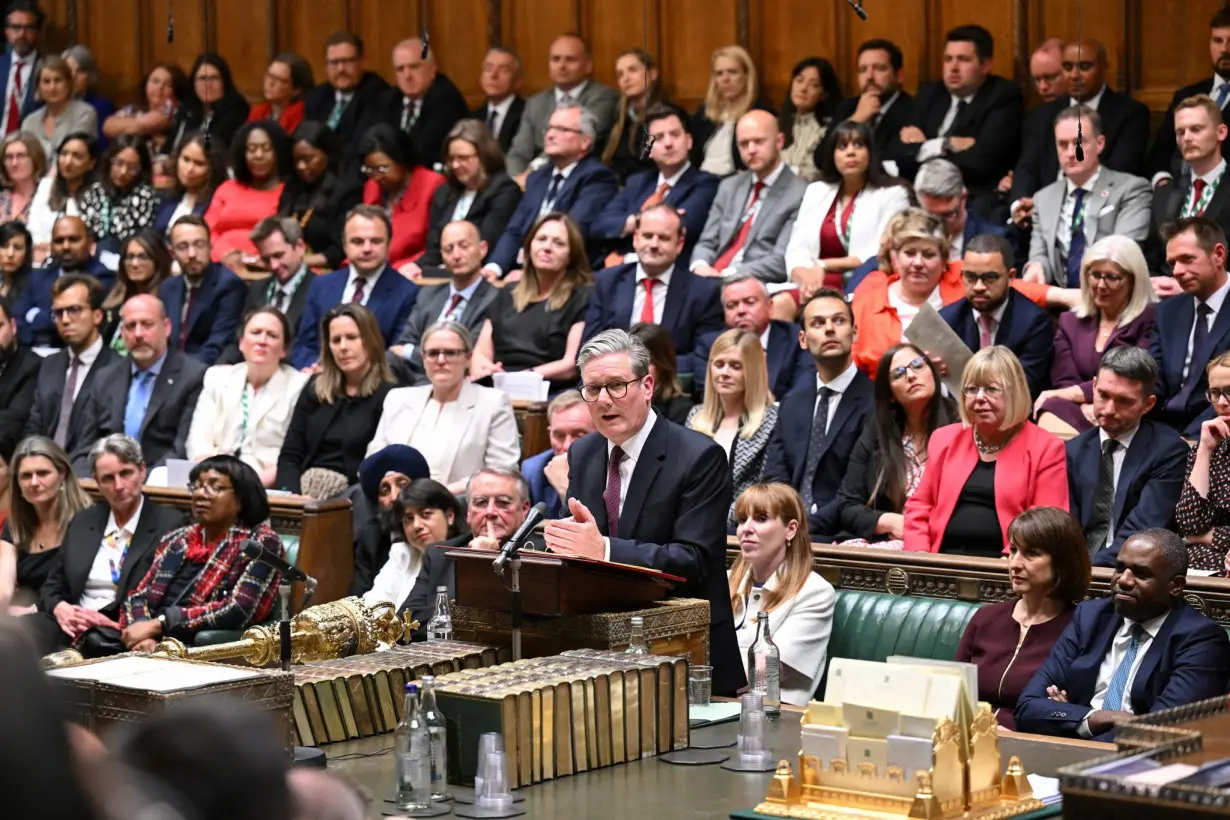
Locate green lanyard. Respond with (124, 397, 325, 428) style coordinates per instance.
(266, 267, 307, 307)
(237, 383, 253, 455)
(1183, 172, 1222, 218)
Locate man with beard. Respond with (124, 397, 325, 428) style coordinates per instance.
(0, 295, 39, 455)
(831, 39, 918, 173)
(350, 444, 431, 597)
(159, 216, 246, 366)
(14, 216, 113, 348)
(939, 233, 1053, 398)
(1015, 529, 1230, 740)
(0, 1, 43, 136)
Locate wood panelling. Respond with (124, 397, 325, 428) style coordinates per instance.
(754, 0, 843, 110)
(501, 0, 579, 94)
(276, 0, 349, 89)
(420, 0, 491, 103)
(1133, 0, 1225, 110)
(656, 0, 738, 108)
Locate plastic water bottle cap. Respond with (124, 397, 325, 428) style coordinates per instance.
(405, 683, 418, 693)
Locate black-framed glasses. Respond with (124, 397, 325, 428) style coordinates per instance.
(188, 481, 234, 497)
(1207, 388, 1230, 404)
(962, 271, 1004, 286)
(889, 356, 927, 381)
(546, 123, 584, 135)
(123, 251, 152, 263)
(580, 377, 643, 402)
(1088, 270, 1126, 285)
(51, 305, 87, 320)
(470, 495, 516, 511)
(424, 348, 467, 361)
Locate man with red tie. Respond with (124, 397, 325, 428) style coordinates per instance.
(0, 1, 41, 137)
(1153, 95, 1230, 250)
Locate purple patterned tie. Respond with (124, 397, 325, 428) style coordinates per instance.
(603, 446, 624, 538)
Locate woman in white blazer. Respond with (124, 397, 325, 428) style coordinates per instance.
(785, 119, 910, 298)
(366, 321, 520, 495)
(186, 308, 309, 487)
(729, 482, 837, 706)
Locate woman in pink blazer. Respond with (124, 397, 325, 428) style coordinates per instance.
(904, 346, 1068, 555)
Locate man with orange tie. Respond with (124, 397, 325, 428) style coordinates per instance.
(581, 203, 723, 375)
(1153, 95, 1230, 242)
(591, 103, 720, 268)
(0, 1, 42, 137)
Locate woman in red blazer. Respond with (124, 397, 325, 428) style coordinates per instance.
(904, 346, 1068, 554)
(359, 123, 446, 270)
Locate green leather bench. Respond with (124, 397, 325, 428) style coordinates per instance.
(193, 535, 302, 647)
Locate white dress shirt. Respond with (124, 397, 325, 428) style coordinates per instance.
(724, 161, 787, 271)
(601, 409, 659, 559)
(539, 159, 578, 215)
(974, 298, 1011, 346)
(1058, 168, 1101, 259)
(343, 264, 384, 306)
(363, 541, 425, 609)
(918, 90, 977, 161)
(1095, 424, 1139, 550)
(485, 95, 516, 137)
(1, 52, 34, 134)
(1183, 277, 1230, 381)
(1078, 608, 1171, 736)
(813, 364, 859, 437)
(631, 264, 673, 325)
(1155, 80, 1229, 186)
(701, 119, 737, 176)
(452, 188, 477, 221)
(67, 336, 104, 402)
(79, 498, 144, 611)
(656, 162, 692, 190)
(1185, 158, 1227, 216)
(555, 82, 588, 106)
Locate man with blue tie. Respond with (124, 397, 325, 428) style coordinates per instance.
(521, 390, 594, 519)
(1150, 216, 1230, 434)
(159, 216, 246, 367)
(1015, 529, 1230, 740)
(1066, 348, 1189, 567)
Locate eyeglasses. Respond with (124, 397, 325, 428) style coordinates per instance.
(187, 481, 234, 497)
(5, 23, 37, 33)
(546, 123, 584, 135)
(1087, 270, 1126, 285)
(3, 152, 29, 163)
(470, 495, 517, 511)
(580, 377, 643, 402)
(1207, 388, 1230, 404)
(961, 384, 1005, 398)
(929, 206, 962, 222)
(361, 163, 392, 177)
(123, 251, 152, 263)
(51, 304, 87, 320)
(424, 348, 467, 361)
(962, 271, 1004, 286)
(889, 356, 927, 381)
(325, 56, 360, 68)
(447, 152, 479, 164)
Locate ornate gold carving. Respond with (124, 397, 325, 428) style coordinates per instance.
(884, 567, 910, 596)
(1184, 594, 1208, 615)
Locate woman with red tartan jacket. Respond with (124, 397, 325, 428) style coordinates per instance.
(120, 455, 284, 652)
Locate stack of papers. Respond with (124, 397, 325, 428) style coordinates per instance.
(48, 655, 263, 693)
(493, 371, 549, 401)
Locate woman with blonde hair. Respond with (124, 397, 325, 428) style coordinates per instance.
(0, 132, 46, 223)
(1177, 351, 1230, 571)
(729, 482, 836, 706)
(690, 45, 772, 177)
(687, 329, 778, 526)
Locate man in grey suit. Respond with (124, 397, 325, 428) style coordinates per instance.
(1017, 105, 1152, 286)
(504, 33, 619, 182)
(389, 221, 498, 384)
(690, 110, 809, 284)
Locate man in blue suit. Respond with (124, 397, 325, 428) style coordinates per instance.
(482, 104, 618, 279)
(521, 389, 594, 519)
(763, 289, 874, 539)
(1015, 529, 1230, 740)
(0, 1, 42, 136)
(582, 204, 722, 373)
(1150, 216, 1230, 435)
(292, 205, 419, 370)
(159, 216, 246, 366)
(590, 103, 719, 267)
(939, 233, 1053, 397)
(14, 216, 114, 348)
(1066, 348, 1189, 567)
(692, 273, 813, 399)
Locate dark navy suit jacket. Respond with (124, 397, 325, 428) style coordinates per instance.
(1065, 420, 1189, 567)
(521, 448, 562, 519)
(488, 154, 619, 274)
(0, 51, 40, 125)
(159, 263, 247, 366)
(590, 165, 720, 261)
(14, 258, 116, 347)
(1014, 597, 1230, 740)
(1149, 291, 1230, 435)
(153, 194, 211, 236)
(692, 319, 813, 400)
(847, 210, 1014, 293)
(291, 265, 419, 369)
(939, 289, 1054, 398)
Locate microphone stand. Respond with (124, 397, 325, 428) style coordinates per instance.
(494, 544, 525, 662)
(278, 581, 292, 673)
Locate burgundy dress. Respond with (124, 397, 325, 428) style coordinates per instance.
(819, 195, 855, 291)
(955, 598, 1075, 730)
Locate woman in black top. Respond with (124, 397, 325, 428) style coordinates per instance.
(0, 221, 33, 304)
(602, 49, 668, 184)
(174, 53, 251, 152)
(78, 134, 159, 249)
(630, 322, 695, 425)
(275, 304, 395, 498)
(100, 228, 172, 350)
(690, 45, 774, 176)
(278, 121, 358, 272)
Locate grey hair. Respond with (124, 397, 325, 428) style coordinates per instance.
(61, 45, 98, 86)
(720, 271, 769, 298)
(466, 467, 531, 505)
(576, 329, 651, 378)
(422, 320, 473, 354)
(555, 104, 598, 140)
(89, 434, 145, 474)
(1097, 346, 1158, 397)
(1128, 528, 1188, 580)
(1056, 104, 1103, 139)
(914, 159, 965, 199)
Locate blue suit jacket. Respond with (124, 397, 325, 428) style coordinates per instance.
(1149, 292, 1230, 435)
(0, 51, 40, 125)
(1014, 597, 1230, 740)
(14, 258, 116, 347)
(153, 194, 211, 236)
(581, 262, 723, 372)
(489, 155, 619, 274)
(521, 448, 562, 519)
(693, 319, 813, 400)
(291, 265, 419, 369)
(159, 264, 247, 366)
(1065, 421, 1189, 567)
(590, 165, 720, 259)
(939, 290, 1054, 398)
(762, 368, 875, 537)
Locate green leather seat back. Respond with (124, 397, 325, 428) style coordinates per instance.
(192, 536, 302, 647)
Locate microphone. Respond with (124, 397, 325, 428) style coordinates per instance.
(493, 502, 548, 574)
(242, 540, 310, 584)
(846, 0, 868, 20)
(1075, 122, 1085, 162)
(421, 27, 430, 60)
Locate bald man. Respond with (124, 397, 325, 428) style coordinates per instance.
(690, 109, 808, 283)
(359, 37, 470, 162)
(1011, 37, 1151, 200)
(1030, 39, 1068, 104)
(13, 215, 113, 347)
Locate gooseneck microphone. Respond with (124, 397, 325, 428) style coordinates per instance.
(242, 540, 310, 584)
(847, 0, 868, 20)
(493, 502, 548, 574)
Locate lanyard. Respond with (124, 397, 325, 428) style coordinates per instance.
(106, 531, 131, 587)
(266, 267, 307, 306)
(237, 382, 255, 454)
(838, 192, 858, 250)
(1184, 173, 1222, 218)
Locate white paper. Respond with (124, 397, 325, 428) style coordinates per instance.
(1026, 774, 1061, 804)
(493, 371, 549, 402)
(888, 656, 979, 716)
(48, 655, 264, 692)
(98, 250, 121, 271)
(164, 459, 195, 489)
(902, 301, 973, 395)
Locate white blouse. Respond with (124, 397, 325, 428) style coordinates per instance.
(407, 397, 469, 482)
(27, 176, 80, 247)
(363, 542, 424, 609)
(701, 119, 736, 177)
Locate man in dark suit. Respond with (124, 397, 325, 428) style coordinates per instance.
(483, 104, 619, 279)
(1015, 529, 1230, 740)
(302, 31, 389, 147)
(831, 39, 918, 174)
(390, 220, 498, 384)
(292, 205, 419, 370)
(899, 25, 1024, 214)
(1152, 95, 1230, 243)
(582, 204, 722, 372)
(692, 273, 813, 399)
(939, 234, 1053, 397)
(591, 104, 720, 267)
(1150, 216, 1230, 435)
(471, 47, 525, 154)
(0, 295, 39, 455)
(71, 294, 207, 474)
(763, 290, 874, 539)
(159, 215, 246, 367)
(28, 434, 185, 654)
(543, 329, 743, 696)
(363, 38, 469, 165)
(521, 390, 593, 519)
(14, 216, 114, 348)
(1066, 348, 1189, 567)
(0, 1, 42, 136)
(24, 275, 119, 453)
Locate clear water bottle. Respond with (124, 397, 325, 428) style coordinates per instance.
(624, 615, 650, 655)
(747, 611, 781, 719)
(426, 586, 453, 642)
(394, 683, 432, 811)
(420, 674, 449, 802)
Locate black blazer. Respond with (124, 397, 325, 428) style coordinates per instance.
(361, 72, 471, 164)
(0, 345, 41, 454)
(417, 173, 523, 268)
(173, 92, 251, 152)
(835, 423, 907, 542)
(392, 279, 500, 384)
(274, 378, 393, 493)
(217, 273, 314, 366)
(1153, 168, 1230, 240)
(25, 346, 122, 454)
(1150, 76, 1229, 177)
(566, 417, 744, 696)
(471, 97, 526, 154)
(39, 499, 187, 618)
(689, 99, 776, 174)
(303, 72, 391, 147)
(831, 90, 919, 171)
(939, 290, 1055, 399)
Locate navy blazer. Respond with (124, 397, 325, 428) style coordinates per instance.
(566, 417, 744, 696)
(488, 154, 619, 274)
(291, 265, 419, 370)
(1014, 597, 1230, 740)
(521, 448, 562, 519)
(581, 262, 723, 370)
(1066, 421, 1189, 567)
(14, 259, 116, 348)
(589, 165, 720, 260)
(1149, 292, 1230, 435)
(152, 194, 211, 236)
(0, 51, 40, 125)
(762, 367, 875, 537)
(159, 264, 247, 366)
(693, 319, 813, 400)
(939, 289, 1054, 398)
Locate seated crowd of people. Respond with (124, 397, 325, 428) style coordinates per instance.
(7, 0, 1230, 750)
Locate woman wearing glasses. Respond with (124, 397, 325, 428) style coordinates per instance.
(78, 134, 159, 249)
(357, 123, 446, 271)
(173, 53, 251, 153)
(1176, 352, 1230, 571)
(836, 344, 956, 547)
(1034, 236, 1156, 436)
(247, 53, 313, 136)
(366, 321, 519, 495)
(204, 120, 291, 271)
(363, 479, 464, 608)
(99, 228, 172, 351)
(904, 346, 1068, 554)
